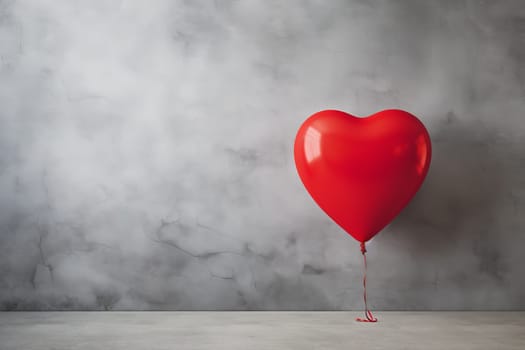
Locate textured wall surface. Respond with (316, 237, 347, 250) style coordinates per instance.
(1, 0, 524, 310)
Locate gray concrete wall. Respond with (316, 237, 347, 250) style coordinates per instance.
(0, 0, 524, 310)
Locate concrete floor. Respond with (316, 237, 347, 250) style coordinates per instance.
(0, 312, 524, 350)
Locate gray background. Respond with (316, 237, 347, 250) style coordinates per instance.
(0, 0, 524, 310)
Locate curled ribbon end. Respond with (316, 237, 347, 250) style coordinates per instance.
(356, 310, 378, 323)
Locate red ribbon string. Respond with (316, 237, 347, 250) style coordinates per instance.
(356, 241, 378, 323)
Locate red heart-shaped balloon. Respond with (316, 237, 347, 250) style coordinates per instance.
(294, 109, 431, 243)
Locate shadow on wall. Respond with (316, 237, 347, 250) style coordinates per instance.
(386, 111, 523, 282)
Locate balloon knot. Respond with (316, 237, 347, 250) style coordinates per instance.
(360, 242, 366, 254)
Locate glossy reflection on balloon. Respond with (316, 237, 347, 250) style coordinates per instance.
(304, 126, 322, 163)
